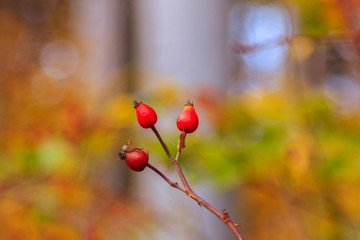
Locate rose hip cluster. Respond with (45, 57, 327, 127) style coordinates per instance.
(117, 100, 244, 240)
(119, 99, 199, 171)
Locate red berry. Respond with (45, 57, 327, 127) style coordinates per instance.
(120, 148, 149, 172)
(133, 100, 157, 128)
(176, 100, 199, 133)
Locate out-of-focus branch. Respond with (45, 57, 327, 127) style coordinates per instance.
(231, 33, 356, 55)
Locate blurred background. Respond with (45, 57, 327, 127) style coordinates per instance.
(1, 0, 360, 239)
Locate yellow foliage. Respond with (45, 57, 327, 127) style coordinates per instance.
(102, 94, 134, 128)
(241, 89, 289, 124)
(285, 131, 313, 182)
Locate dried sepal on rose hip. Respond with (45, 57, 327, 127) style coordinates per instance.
(119, 140, 149, 172)
(133, 100, 157, 128)
(176, 100, 199, 133)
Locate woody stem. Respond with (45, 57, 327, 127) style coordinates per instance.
(151, 128, 245, 240)
(146, 163, 185, 192)
(151, 126, 173, 159)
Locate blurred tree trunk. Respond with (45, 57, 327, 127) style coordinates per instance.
(70, 0, 136, 196)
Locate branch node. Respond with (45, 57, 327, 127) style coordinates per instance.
(188, 193, 196, 200)
(222, 209, 231, 222)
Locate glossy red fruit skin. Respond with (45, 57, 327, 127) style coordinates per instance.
(134, 101, 157, 128)
(176, 102, 199, 133)
(124, 149, 149, 172)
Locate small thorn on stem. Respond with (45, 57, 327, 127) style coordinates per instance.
(234, 224, 241, 228)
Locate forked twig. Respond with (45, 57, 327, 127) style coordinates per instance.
(149, 126, 244, 240)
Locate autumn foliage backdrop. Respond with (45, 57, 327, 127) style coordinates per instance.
(1, 0, 360, 239)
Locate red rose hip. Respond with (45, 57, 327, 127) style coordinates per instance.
(119, 147, 149, 172)
(176, 100, 199, 133)
(133, 100, 157, 128)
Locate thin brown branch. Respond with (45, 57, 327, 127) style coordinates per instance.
(151, 129, 245, 240)
(172, 158, 192, 193)
(172, 157, 244, 240)
(232, 36, 291, 54)
(231, 33, 357, 55)
(151, 126, 174, 159)
(146, 163, 185, 192)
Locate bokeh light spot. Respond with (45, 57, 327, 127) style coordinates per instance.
(40, 40, 79, 79)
